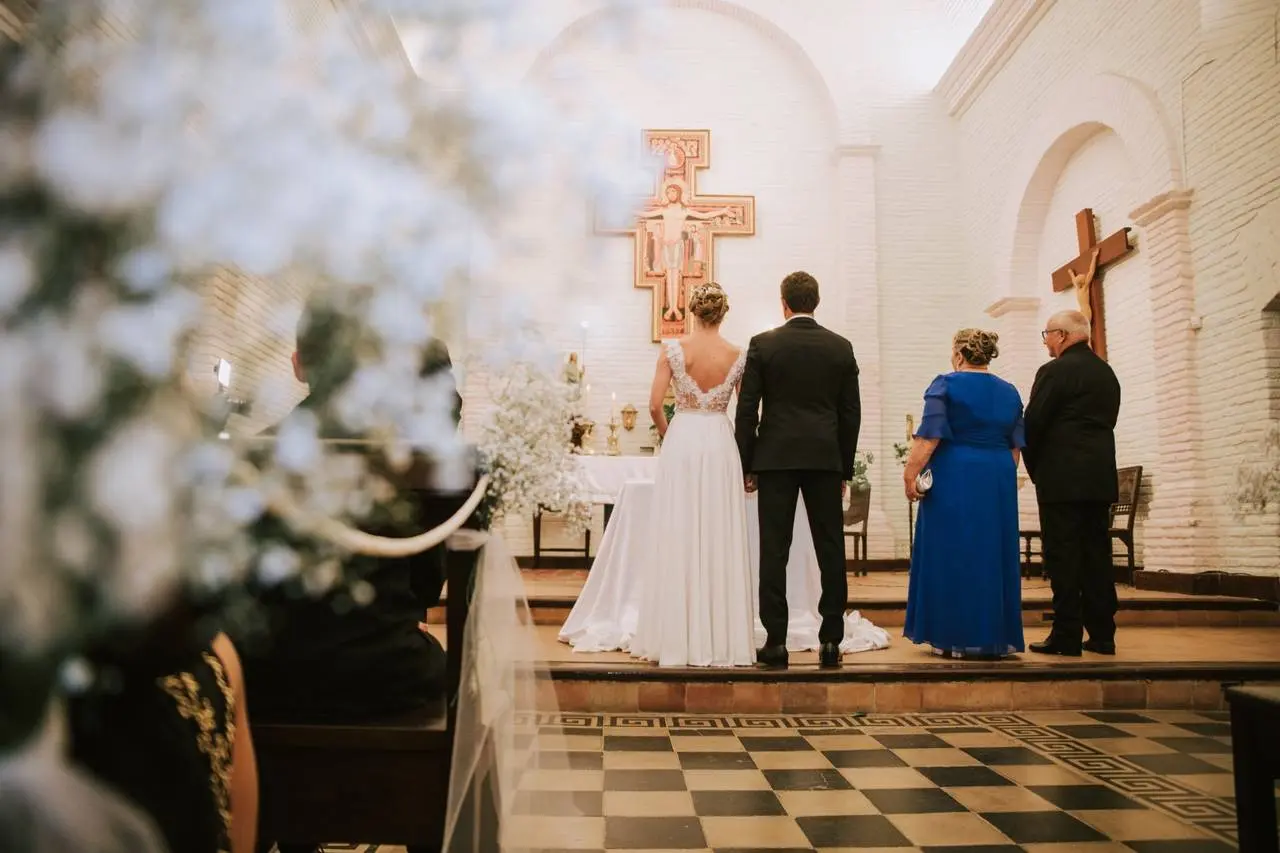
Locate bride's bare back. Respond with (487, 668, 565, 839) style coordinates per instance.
(650, 330, 744, 435)
(678, 334, 742, 393)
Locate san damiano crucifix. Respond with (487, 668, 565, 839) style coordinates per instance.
(597, 130, 756, 342)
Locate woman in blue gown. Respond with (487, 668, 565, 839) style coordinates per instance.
(903, 329, 1026, 659)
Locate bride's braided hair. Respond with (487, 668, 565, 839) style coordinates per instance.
(688, 282, 729, 326)
(953, 328, 999, 366)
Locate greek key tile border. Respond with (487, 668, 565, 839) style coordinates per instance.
(975, 712, 1238, 843)
(529, 711, 1237, 843)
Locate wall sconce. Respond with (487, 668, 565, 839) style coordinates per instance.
(621, 403, 638, 431)
(213, 358, 250, 438)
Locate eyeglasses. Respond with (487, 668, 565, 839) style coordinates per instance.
(1041, 329, 1065, 341)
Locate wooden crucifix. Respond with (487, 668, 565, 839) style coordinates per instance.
(1051, 208, 1134, 360)
(596, 130, 756, 341)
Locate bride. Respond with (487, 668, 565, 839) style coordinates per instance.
(629, 282, 757, 667)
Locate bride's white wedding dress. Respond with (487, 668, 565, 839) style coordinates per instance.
(629, 341, 757, 667)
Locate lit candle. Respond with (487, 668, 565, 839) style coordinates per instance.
(611, 391, 617, 420)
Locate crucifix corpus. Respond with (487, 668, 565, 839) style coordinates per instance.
(597, 130, 756, 341)
(1051, 208, 1135, 360)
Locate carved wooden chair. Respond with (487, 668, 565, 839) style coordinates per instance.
(532, 506, 591, 568)
(1020, 464, 1143, 584)
(843, 485, 871, 577)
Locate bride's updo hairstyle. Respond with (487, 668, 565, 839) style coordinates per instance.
(953, 328, 1000, 366)
(688, 282, 729, 326)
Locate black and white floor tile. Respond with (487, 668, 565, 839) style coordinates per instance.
(316, 709, 1255, 852)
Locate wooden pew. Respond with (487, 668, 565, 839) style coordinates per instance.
(1020, 465, 1143, 584)
(1225, 685, 1280, 853)
(252, 547, 491, 852)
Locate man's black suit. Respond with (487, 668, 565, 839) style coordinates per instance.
(735, 316, 861, 647)
(1024, 340, 1122, 646)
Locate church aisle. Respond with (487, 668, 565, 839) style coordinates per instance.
(331, 709, 1240, 851)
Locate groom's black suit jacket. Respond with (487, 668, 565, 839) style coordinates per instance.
(735, 316, 861, 479)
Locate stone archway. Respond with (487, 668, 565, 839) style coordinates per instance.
(991, 72, 1204, 573)
(525, 0, 841, 147)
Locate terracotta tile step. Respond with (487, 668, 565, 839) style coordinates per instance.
(544, 669, 1280, 714)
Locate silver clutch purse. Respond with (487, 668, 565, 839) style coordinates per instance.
(915, 469, 933, 495)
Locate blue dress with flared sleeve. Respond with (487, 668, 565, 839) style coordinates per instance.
(904, 372, 1026, 657)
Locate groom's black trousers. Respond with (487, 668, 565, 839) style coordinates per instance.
(756, 470, 847, 648)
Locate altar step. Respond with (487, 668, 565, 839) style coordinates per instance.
(428, 569, 1280, 630)
(531, 624, 1280, 714)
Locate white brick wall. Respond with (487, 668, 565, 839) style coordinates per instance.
(465, 2, 975, 556)
(958, 0, 1280, 574)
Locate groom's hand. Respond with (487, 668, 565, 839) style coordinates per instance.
(744, 474, 757, 493)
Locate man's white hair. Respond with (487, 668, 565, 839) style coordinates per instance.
(1049, 310, 1090, 339)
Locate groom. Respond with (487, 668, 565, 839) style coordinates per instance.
(736, 271, 861, 669)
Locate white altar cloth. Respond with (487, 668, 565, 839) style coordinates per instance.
(574, 455, 658, 503)
(559, 478, 890, 655)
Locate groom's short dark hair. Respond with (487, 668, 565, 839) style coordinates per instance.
(781, 271, 820, 314)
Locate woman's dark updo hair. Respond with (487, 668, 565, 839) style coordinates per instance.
(688, 282, 729, 326)
(953, 328, 999, 366)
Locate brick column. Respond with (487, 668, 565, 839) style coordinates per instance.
(1129, 189, 1206, 572)
(985, 296, 1042, 525)
(835, 143, 894, 555)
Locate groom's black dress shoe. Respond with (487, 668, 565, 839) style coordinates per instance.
(756, 645, 788, 670)
(819, 642, 841, 669)
(1083, 639, 1116, 655)
(1029, 637, 1082, 657)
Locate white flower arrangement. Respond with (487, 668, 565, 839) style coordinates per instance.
(0, 0, 647, 751)
(477, 362, 590, 533)
(1234, 419, 1280, 513)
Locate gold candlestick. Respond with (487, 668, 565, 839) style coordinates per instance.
(606, 416, 621, 456)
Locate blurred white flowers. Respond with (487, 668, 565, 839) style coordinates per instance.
(0, 0, 640, 673)
(479, 363, 589, 533)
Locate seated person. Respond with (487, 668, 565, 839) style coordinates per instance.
(235, 301, 472, 725)
(64, 615, 257, 853)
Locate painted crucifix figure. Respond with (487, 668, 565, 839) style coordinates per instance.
(597, 130, 755, 341)
(1051, 208, 1134, 360)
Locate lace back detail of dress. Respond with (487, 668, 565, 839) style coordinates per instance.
(666, 341, 745, 413)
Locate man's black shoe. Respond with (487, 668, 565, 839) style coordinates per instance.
(756, 644, 788, 670)
(1029, 637, 1082, 657)
(819, 642, 842, 668)
(1083, 639, 1116, 655)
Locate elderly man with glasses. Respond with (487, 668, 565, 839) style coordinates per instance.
(1023, 310, 1122, 656)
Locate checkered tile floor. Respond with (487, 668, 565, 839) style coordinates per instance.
(323, 709, 1253, 852)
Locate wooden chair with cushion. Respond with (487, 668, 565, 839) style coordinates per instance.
(843, 485, 871, 577)
(1020, 465, 1143, 584)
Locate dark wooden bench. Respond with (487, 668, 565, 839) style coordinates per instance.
(253, 548, 493, 851)
(844, 485, 870, 576)
(1226, 684, 1280, 853)
(1020, 465, 1142, 584)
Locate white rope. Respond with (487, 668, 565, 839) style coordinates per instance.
(233, 459, 490, 558)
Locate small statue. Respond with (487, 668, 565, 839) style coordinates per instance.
(564, 352, 584, 385)
(1067, 246, 1101, 321)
